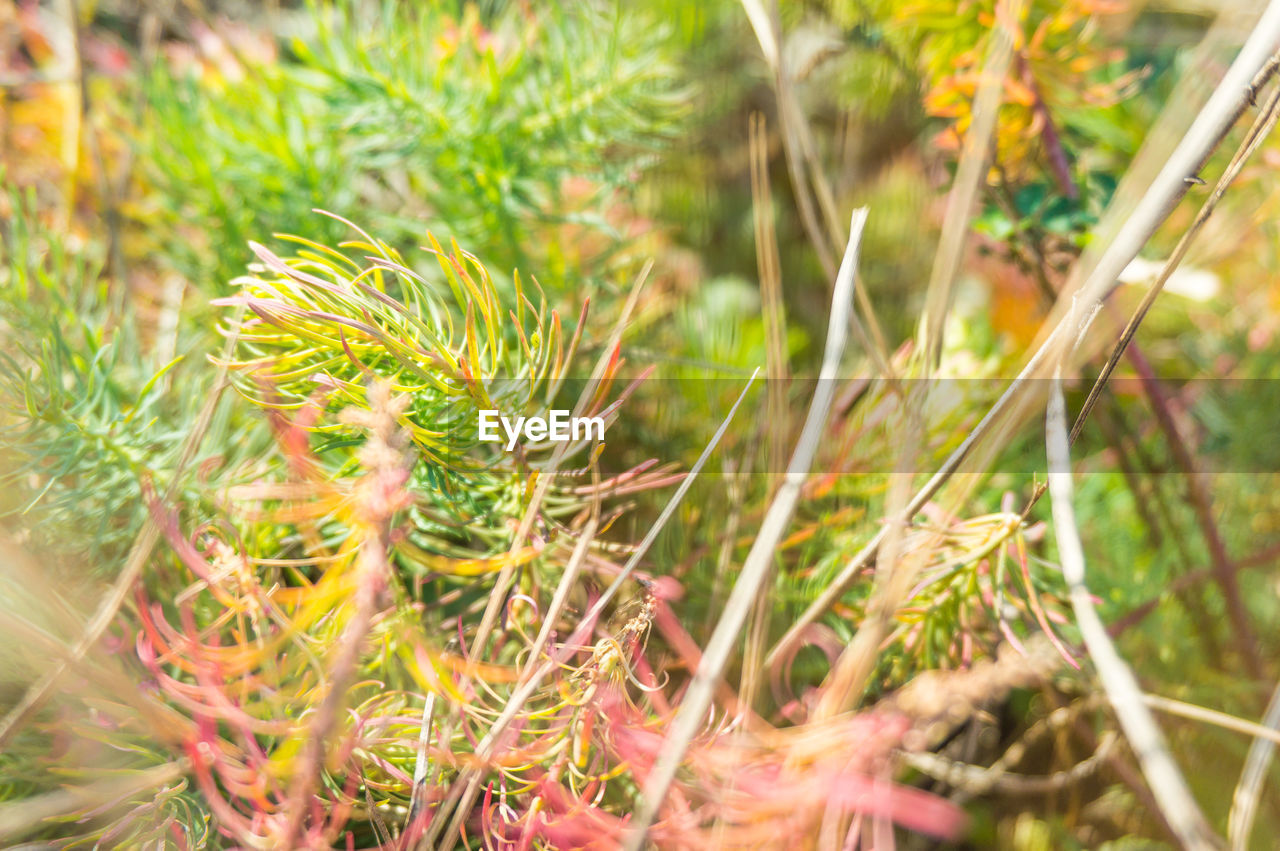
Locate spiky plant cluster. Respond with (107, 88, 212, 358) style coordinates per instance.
(24, 230, 975, 847)
(142, 1, 686, 293)
(0, 189, 254, 564)
(215, 224, 675, 587)
(775, 508, 1072, 691)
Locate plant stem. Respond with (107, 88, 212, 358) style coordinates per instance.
(623, 209, 867, 849)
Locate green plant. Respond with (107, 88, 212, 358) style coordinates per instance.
(141, 1, 687, 297)
(0, 189, 247, 563)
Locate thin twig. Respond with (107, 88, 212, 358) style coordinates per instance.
(739, 0, 893, 379)
(1125, 344, 1264, 679)
(1046, 375, 1219, 849)
(743, 110, 790, 711)
(749, 110, 791, 484)
(623, 209, 868, 849)
(433, 262, 650, 846)
(951, 694, 1106, 805)
(813, 397, 924, 718)
(281, 383, 409, 848)
(901, 730, 1116, 798)
(405, 691, 436, 831)
(766, 310, 1074, 668)
(1142, 693, 1280, 749)
(1062, 2, 1280, 317)
(522, 516, 598, 681)
(67, 0, 128, 302)
(53, 0, 80, 234)
(921, 0, 1021, 369)
(1228, 682, 1280, 850)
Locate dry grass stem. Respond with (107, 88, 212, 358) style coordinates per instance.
(624, 209, 868, 848)
(1046, 376, 1219, 850)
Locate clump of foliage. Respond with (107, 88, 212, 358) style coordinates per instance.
(0, 188, 236, 562)
(142, 1, 686, 293)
